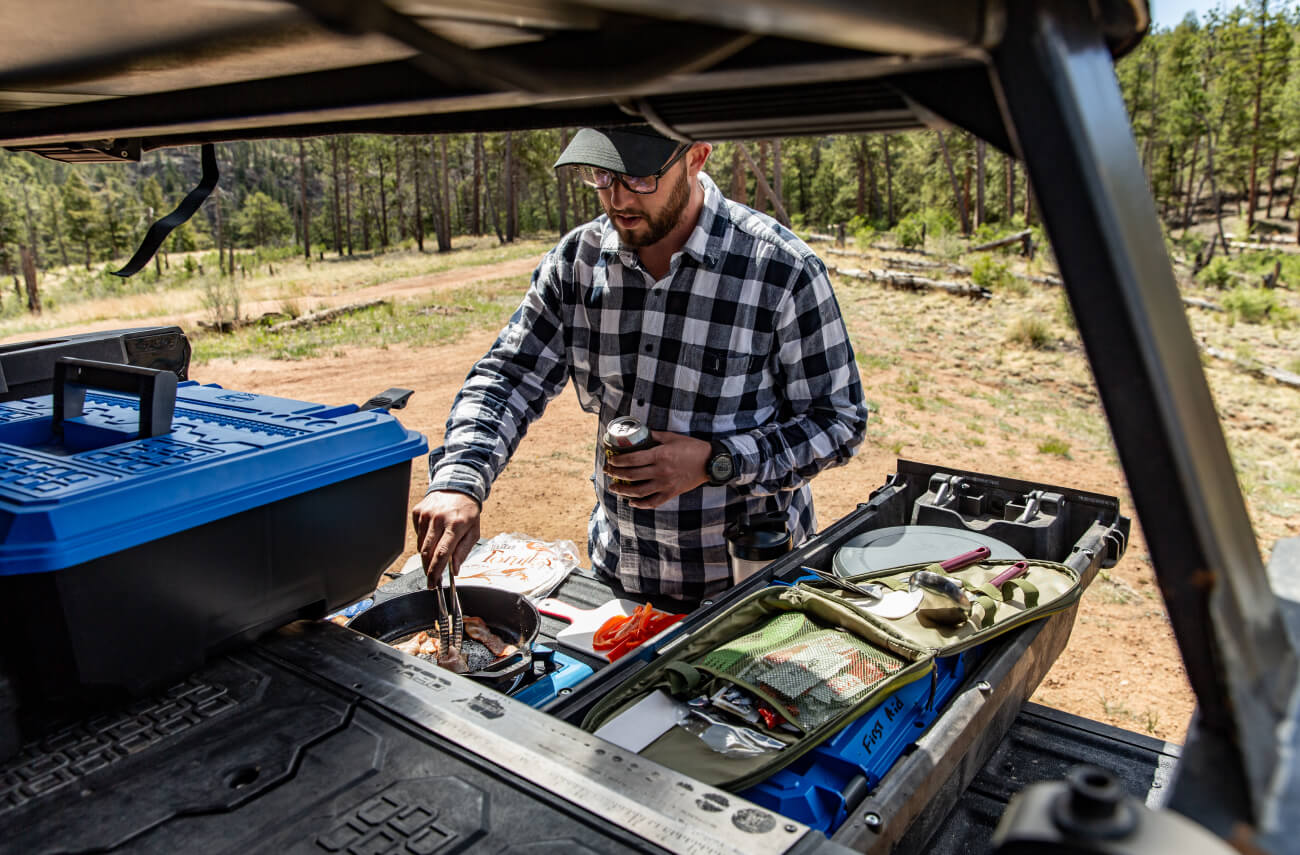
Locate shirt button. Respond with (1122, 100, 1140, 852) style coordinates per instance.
(637, 398, 645, 406)
(644, 344, 653, 353)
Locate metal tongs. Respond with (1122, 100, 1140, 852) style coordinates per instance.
(436, 557, 465, 651)
(803, 567, 889, 600)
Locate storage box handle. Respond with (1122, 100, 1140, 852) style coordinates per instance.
(53, 357, 177, 438)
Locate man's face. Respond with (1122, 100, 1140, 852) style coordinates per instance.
(598, 155, 692, 248)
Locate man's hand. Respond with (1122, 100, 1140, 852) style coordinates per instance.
(411, 490, 481, 588)
(604, 430, 712, 509)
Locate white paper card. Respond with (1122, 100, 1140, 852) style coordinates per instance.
(592, 689, 681, 754)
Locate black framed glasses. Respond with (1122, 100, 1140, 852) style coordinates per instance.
(572, 145, 690, 194)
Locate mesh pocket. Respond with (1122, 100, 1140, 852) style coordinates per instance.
(695, 611, 905, 731)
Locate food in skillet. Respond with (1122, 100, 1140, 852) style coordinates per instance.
(391, 616, 519, 673)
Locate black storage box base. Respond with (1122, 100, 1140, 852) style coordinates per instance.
(0, 462, 412, 737)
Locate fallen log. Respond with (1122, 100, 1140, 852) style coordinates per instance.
(1225, 232, 1298, 245)
(970, 229, 1033, 255)
(1201, 342, 1300, 389)
(828, 247, 1062, 288)
(1182, 296, 1223, 312)
(1226, 239, 1300, 254)
(829, 263, 991, 299)
(269, 298, 387, 332)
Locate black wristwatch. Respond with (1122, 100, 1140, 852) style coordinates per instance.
(706, 439, 736, 486)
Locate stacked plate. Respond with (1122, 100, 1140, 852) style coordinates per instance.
(833, 525, 1023, 577)
(401, 533, 582, 601)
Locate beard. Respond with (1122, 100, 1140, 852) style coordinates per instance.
(603, 167, 691, 249)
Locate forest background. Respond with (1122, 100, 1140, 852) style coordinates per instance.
(2, 3, 1298, 312)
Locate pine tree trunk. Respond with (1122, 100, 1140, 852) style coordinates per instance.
(20, 247, 39, 314)
(47, 189, 69, 269)
(1246, 22, 1266, 234)
(299, 140, 311, 259)
(772, 139, 784, 221)
(1266, 144, 1280, 219)
(976, 139, 986, 229)
(557, 130, 570, 235)
(883, 135, 894, 225)
(473, 133, 484, 235)
(1005, 156, 1015, 222)
(20, 184, 39, 269)
(962, 154, 972, 233)
(1182, 136, 1201, 231)
(936, 131, 970, 233)
(755, 141, 772, 213)
(411, 139, 424, 252)
(855, 144, 867, 217)
(378, 148, 389, 248)
(330, 138, 343, 256)
(1203, 128, 1231, 256)
(343, 136, 354, 256)
(214, 190, 225, 275)
(393, 139, 406, 243)
(504, 132, 517, 242)
(435, 136, 452, 252)
(360, 179, 372, 252)
(730, 145, 747, 205)
(486, 164, 505, 244)
(1284, 156, 1300, 220)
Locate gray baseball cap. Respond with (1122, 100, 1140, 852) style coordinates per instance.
(554, 126, 681, 176)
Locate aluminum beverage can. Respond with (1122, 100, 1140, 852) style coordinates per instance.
(603, 416, 657, 485)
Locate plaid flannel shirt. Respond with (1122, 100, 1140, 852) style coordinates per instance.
(428, 172, 867, 602)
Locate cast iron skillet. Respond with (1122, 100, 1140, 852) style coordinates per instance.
(347, 587, 540, 693)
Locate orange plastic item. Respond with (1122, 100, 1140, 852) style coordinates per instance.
(591, 603, 684, 660)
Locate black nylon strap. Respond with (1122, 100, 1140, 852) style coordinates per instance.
(113, 143, 219, 278)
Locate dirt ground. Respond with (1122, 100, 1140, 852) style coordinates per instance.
(192, 251, 1216, 744)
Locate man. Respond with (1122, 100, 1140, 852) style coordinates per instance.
(412, 125, 867, 606)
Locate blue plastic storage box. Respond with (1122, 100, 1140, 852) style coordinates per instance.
(0, 359, 427, 718)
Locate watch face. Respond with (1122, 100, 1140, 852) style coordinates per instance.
(710, 452, 734, 482)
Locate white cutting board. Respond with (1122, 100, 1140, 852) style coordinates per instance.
(536, 598, 641, 660)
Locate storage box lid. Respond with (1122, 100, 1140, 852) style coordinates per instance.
(0, 380, 427, 574)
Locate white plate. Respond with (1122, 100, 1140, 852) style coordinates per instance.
(833, 525, 1023, 578)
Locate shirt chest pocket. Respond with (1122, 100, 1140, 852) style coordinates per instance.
(676, 341, 772, 406)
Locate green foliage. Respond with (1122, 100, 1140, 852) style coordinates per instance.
(895, 213, 926, 249)
(847, 214, 876, 247)
(237, 191, 293, 248)
(1221, 285, 1294, 325)
(970, 256, 1014, 291)
(919, 208, 959, 237)
(1197, 256, 1235, 289)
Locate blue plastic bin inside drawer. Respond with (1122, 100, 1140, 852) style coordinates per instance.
(738, 649, 980, 835)
(0, 357, 427, 719)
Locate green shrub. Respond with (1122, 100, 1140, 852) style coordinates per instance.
(895, 213, 926, 249)
(970, 256, 1014, 291)
(848, 214, 877, 248)
(1007, 316, 1052, 349)
(1037, 437, 1071, 458)
(970, 223, 1001, 245)
(1196, 256, 1234, 290)
(1221, 285, 1293, 325)
(921, 209, 959, 237)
